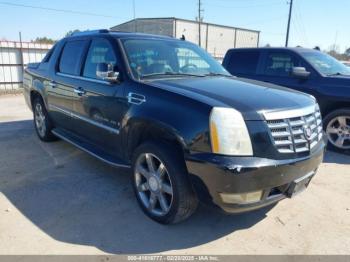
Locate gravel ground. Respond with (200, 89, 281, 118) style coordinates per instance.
(0, 95, 349, 255)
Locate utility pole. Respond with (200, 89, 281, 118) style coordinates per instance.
(285, 0, 293, 47)
(198, 0, 203, 47)
(18, 32, 24, 79)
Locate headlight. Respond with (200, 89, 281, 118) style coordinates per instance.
(209, 107, 253, 156)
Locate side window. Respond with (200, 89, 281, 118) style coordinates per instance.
(264, 52, 301, 77)
(83, 39, 117, 79)
(227, 51, 260, 75)
(59, 40, 87, 75)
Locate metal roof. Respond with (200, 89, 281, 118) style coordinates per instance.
(111, 17, 260, 34)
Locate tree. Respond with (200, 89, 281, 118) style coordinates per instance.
(65, 29, 82, 37)
(32, 37, 56, 44)
(345, 48, 350, 57)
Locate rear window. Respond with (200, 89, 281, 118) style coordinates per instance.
(59, 40, 87, 75)
(227, 51, 260, 75)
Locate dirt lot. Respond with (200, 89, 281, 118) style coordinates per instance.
(0, 94, 349, 255)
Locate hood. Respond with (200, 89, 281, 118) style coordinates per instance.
(148, 76, 315, 120)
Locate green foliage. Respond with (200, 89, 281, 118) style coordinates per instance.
(32, 37, 56, 44)
(65, 29, 82, 37)
(327, 45, 350, 61)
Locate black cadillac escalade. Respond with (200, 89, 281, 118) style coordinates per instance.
(23, 30, 325, 224)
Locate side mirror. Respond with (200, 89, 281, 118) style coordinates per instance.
(291, 67, 310, 79)
(96, 63, 119, 82)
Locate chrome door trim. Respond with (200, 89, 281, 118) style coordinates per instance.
(49, 104, 120, 135)
(56, 72, 111, 85)
(73, 88, 86, 95)
(48, 81, 57, 88)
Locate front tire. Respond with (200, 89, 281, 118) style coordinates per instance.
(131, 142, 198, 224)
(323, 109, 350, 152)
(33, 97, 57, 142)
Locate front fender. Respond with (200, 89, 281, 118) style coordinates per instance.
(120, 96, 212, 161)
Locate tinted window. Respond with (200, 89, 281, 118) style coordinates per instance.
(83, 39, 117, 79)
(176, 47, 210, 69)
(41, 44, 56, 63)
(122, 39, 229, 79)
(59, 40, 87, 75)
(264, 52, 301, 76)
(227, 51, 260, 75)
(300, 51, 350, 76)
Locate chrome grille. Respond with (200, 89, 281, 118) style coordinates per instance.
(265, 105, 323, 153)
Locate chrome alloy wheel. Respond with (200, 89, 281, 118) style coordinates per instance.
(34, 103, 46, 137)
(134, 153, 174, 216)
(326, 116, 350, 149)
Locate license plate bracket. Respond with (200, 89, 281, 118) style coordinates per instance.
(286, 172, 314, 198)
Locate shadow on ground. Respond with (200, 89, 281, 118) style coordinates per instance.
(0, 120, 276, 254)
(323, 149, 350, 164)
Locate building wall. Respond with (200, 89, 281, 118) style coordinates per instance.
(0, 41, 52, 91)
(235, 29, 259, 48)
(175, 20, 258, 58)
(175, 20, 207, 48)
(111, 18, 174, 37)
(206, 25, 236, 58)
(111, 18, 259, 60)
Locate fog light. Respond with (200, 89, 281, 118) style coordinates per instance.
(220, 190, 263, 204)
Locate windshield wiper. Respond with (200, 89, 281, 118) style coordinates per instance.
(141, 72, 205, 79)
(203, 72, 232, 77)
(327, 72, 350, 76)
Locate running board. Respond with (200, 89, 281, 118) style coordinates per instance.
(52, 128, 131, 169)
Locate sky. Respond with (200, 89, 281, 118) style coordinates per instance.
(0, 0, 349, 52)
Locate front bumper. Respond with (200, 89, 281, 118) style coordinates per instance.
(186, 142, 324, 213)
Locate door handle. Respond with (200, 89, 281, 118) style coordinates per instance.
(126, 92, 146, 105)
(48, 81, 56, 88)
(74, 87, 86, 96)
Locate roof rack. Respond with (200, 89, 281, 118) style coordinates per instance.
(71, 29, 109, 36)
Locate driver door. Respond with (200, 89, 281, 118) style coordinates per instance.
(257, 51, 318, 97)
(70, 37, 127, 157)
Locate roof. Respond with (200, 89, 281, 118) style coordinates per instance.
(66, 29, 174, 40)
(110, 17, 260, 34)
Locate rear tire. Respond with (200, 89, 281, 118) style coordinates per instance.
(323, 109, 350, 152)
(131, 141, 198, 224)
(33, 97, 57, 142)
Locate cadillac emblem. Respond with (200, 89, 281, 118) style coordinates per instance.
(303, 125, 312, 141)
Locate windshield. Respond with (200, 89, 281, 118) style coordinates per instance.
(121, 38, 230, 79)
(300, 51, 350, 76)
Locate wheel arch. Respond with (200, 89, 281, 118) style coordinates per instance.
(30, 79, 47, 110)
(321, 101, 350, 117)
(124, 118, 188, 163)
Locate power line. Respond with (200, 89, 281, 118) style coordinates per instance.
(0, 1, 126, 19)
(209, 0, 281, 3)
(239, 15, 286, 27)
(204, 1, 285, 9)
(294, 1, 309, 46)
